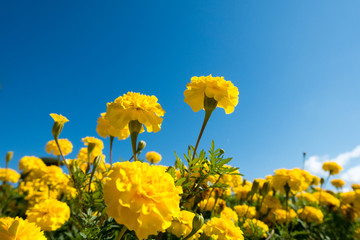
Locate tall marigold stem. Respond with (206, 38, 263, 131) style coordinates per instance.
(129, 120, 142, 162)
(109, 136, 114, 166)
(116, 225, 127, 240)
(192, 110, 213, 160)
(54, 138, 70, 173)
(192, 95, 217, 160)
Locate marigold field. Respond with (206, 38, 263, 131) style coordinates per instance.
(1, 75, 359, 240)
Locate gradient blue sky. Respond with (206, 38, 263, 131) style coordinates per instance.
(1, 1, 360, 184)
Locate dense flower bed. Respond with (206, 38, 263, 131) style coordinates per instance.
(1, 75, 359, 239)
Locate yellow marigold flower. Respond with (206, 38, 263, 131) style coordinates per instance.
(260, 195, 283, 214)
(322, 161, 342, 175)
(313, 191, 340, 207)
(203, 217, 244, 240)
(296, 192, 318, 204)
(26, 199, 70, 231)
(340, 204, 359, 221)
(243, 219, 269, 238)
(50, 113, 69, 124)
(18, 156, 47, 180)
(0, 216, 46, 240)
(267, 209, 297, 225)
(104, 161, 182, 240)
(145, 151, 162, 164)
(341, 191, 355, 205)
(352, 183, 360, 190)
(293, 168, 319, 190)
(106, 92, 165, 133)
(184, 75, 239, 114)
(217, 167, 242, 189)
(198, 197, 226, 212)
(96, 113, 130, 140)
(45, 138, 73, 156)
(233, 181, 252, 200)
(42, 165, 70, 186)
(234, 205, 256, 218)
(167, 210, 195, 238)
(0, 168, 20, 183)
(297, 206, 324, 224)
(82, 136, 104, 152)
(18, 156, 46, 174)
(272, 168, 303, 193)
(331, 179, 345, 188)
(354, 190, 360, 210)
(76, 148, 107, 173)
(220, 207, 239, 223)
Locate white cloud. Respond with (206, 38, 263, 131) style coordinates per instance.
(330, 145, 360, 166)
(341, 165, 360, 183)
(304, 155, 327, 177)
(304, 145, 360, 185)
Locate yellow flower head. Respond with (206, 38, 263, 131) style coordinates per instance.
(293, 168, 320, 190)
(354, 190, 360, 210)
(96, 113, 130, 140)
(82, 136, 104, 151)
(103, 161, 182, 240)
(341, 204, 359, 221)
(297, 206, 324, 224)
(41, 165, 70, 186)
(271, 169, 303, 193)
(18, 156, 47, 180)
(184, 75, 239, 114)
(0, 217, 46, 240)
(234, 204, 256, 218)
(145, 151, 162, 164)
(26, 199, 70, 231)
(260, 195, 283, 214)
(267, 209, 297, 225)
(341, 191, 355, 205)
(322, 161, 343, 175)
(0, 168, 20, 183)
(198, 197, 226, 212)
(296, 192, 318, 204)
(352, 183, 360, 190)
(331, 179, 345, 188)
(313, 190, 340, 207)
(233, 181, 252, 200)
(167, 210, 195, 238)
(220, 207, 239, 223)
(106, 92, 165, 133)
(203, 217, 244, 240)
(45, 139, 73, 156)
(243, 219, 269, 238)
(50, 113, 69, 124)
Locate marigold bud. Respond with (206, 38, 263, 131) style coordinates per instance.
(50, 113, 69, 139)
(250, 180, 260, 195)
(6, 151, 13, 164)
(192, 213, 204, 233)
(260, 181, 270, 197)
(137, 140, 146, 152)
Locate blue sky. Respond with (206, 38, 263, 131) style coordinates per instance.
(1, 1, 360, 186)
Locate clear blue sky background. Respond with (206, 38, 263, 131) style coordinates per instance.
(1, 1, 360, 182)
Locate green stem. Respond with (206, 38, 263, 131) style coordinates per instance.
(129, 121, 142, 162)
(192, 110, 213, 160)
(203, 176, 221, 212)
(109, 136, 114, 166)
(54, 138, 70, 173)
(130, 132, 139, 161)
(116, 226, 127, 240)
